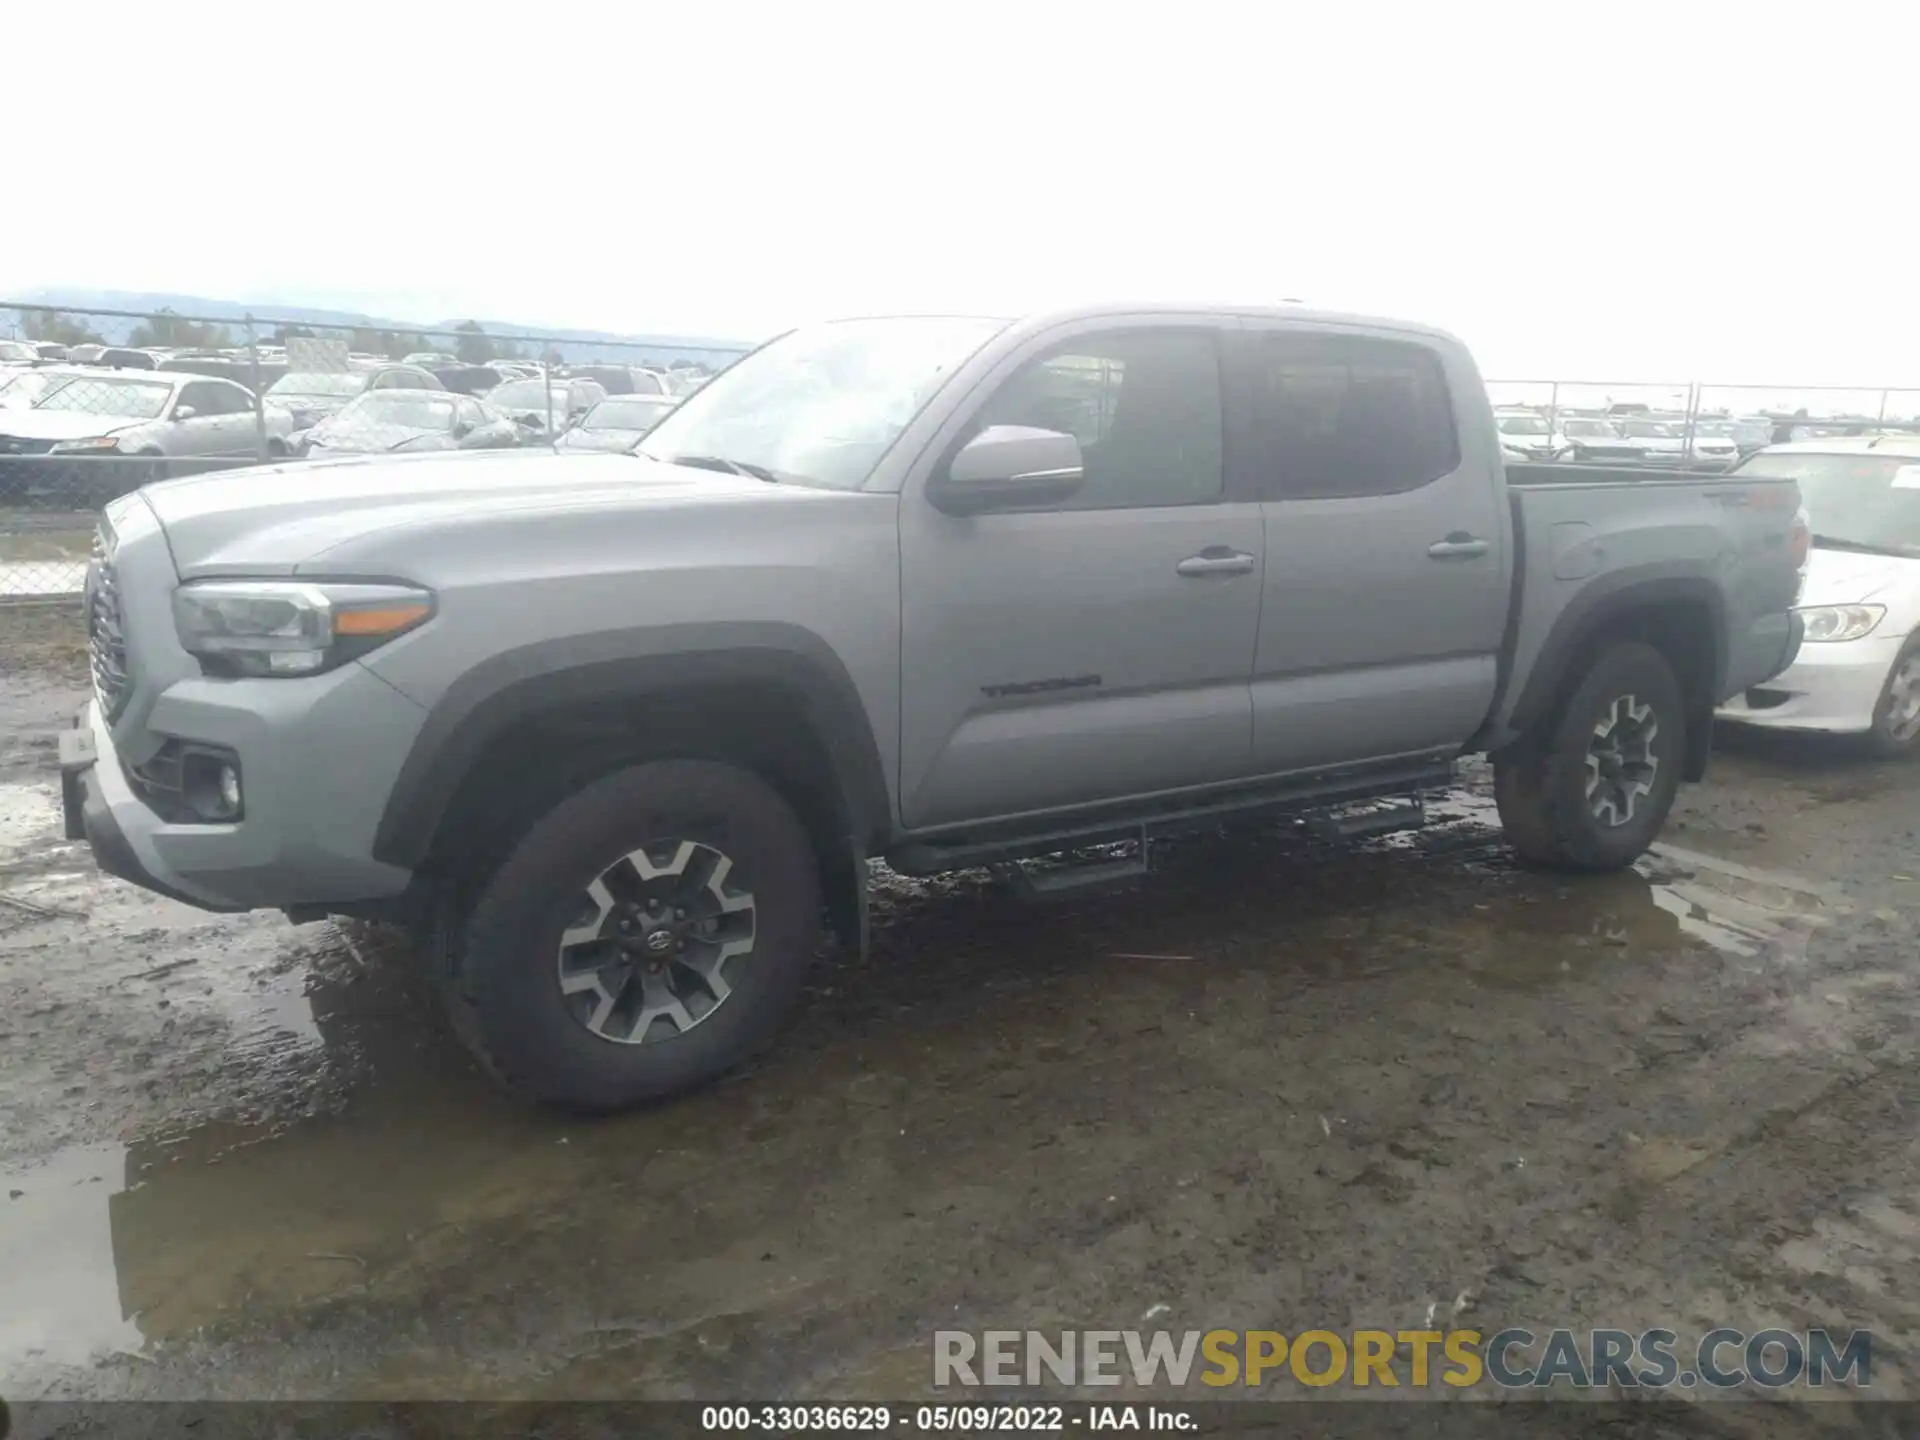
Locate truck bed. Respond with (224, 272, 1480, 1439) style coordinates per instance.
(1484, 460, 1804, 750)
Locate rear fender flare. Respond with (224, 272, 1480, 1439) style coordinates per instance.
(1497, 567, 1726, 778)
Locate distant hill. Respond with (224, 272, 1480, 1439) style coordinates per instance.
(8, 288, 755, 364)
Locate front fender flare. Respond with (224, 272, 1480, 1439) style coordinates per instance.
(370, 622, 893, 871)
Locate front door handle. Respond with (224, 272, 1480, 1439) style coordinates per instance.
(1427, 533, 1489, 560)
(1176, 548, 1256, 578)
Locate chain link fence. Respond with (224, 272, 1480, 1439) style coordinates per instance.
(7, 299, 1920, 603)
(1485, 378, 1920, 466)
(0, 302, 752, 600)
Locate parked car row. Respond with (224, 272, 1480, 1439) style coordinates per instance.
(0, 357, 684, 500)
(1494, 408, 1763, 468)
(3, 336, 716, 402)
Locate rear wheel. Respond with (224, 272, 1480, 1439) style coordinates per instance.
(1865, 640, 1920, 759)
(1494, 642, 1686, 872)
(445, 759, 821, 1111)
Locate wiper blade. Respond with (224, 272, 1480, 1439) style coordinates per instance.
(1811, 534, 1918, 557)
(658, 453, 779, 483)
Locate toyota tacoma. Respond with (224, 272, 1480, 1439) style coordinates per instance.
(61, 304, 1808, 1109)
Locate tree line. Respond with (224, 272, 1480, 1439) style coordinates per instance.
(16, 309, 561, 365)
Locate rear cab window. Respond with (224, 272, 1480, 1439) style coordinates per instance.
(1245, 332, 1461, 500)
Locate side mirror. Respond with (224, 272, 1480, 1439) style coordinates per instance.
(928, 425, 1084, 516)
(172, 405, 197, 422)
(452, 421, 472, 439)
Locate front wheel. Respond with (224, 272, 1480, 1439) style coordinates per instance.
(1494, 641, 1686, 872)
(1865, 640, 1920, 759)
(446, 759, 821, 1111)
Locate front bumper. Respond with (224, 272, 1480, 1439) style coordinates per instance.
(59, 665, 427, 912)
(1716, 632, 1900, 734)
(60, 702, 244, 910)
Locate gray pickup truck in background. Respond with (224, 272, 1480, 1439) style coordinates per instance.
(61, 304, 1808, 1109)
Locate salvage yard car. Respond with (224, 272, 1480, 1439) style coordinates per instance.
(300, 391, 522, 456)
(0, 369, 271, 500)
(59, 303, 1807, 1111)
(1494, 409, 1567, 460)
(485, 375, 608, 437)
(1716, 437, 1920, 754)
(554, 394, 678, 453)
(263, 364, 445, 437)
(1561, 415, 1636, 462)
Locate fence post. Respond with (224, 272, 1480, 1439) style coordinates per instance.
(1878, 389, 1890, 426)
(1681, 382, 1699, 465)
(542, 361, 555, 443)
(1548, 381, 1560, 445)
(244, 314, 270, 462)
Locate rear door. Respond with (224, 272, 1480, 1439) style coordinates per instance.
(204, 380, 261, 455)
(1237, 323, 1509, 775)
(897, 320, 1264, 829)
(167, 382, 243, 461)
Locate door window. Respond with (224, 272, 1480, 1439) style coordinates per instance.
(175, 382, 225, 418)
(973, 331, 1224, 509)
(1250, 334, 1459, 499)
(198, 383, 250, 416)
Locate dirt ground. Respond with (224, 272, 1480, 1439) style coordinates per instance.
(3, 605, 1918, 1433)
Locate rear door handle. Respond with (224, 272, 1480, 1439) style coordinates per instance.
(1176, 548, 1257, 578)
(1427, 533, 1489, 560)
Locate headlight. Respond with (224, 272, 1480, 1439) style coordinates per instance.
(173, 580, 434, 677)
(49, 435, 123, 454)
(1796, 603, 1886, 643)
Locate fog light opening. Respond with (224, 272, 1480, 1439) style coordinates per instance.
(181, 750, 243, 823)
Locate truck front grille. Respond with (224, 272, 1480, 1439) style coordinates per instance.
(87, 526, 130, 720)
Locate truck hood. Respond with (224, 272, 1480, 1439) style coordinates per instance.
(0, 410, 142, 441)
(1800, 545, 1920, 605)
(138, 450, 787, 573)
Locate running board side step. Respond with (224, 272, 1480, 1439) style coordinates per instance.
(994, 849, 1151, 899)
(889, 757, 1455, 878)
(1308, 799, 1426, 842)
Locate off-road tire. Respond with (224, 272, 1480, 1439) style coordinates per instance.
(1494, 642, 1686, 872)
(444, 759, 820, 1111)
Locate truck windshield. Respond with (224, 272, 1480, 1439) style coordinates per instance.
(1735, 452, 1920, 555)
(638, 316, 1009, 489)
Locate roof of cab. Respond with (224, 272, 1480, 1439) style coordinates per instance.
(836, 302, 1466, 346)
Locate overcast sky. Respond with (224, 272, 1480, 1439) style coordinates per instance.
(7, 2, 1916, 388)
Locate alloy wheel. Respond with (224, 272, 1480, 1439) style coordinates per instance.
(554, 839, 756, 1044)
(1884, 655, 1920, 744)
(1585, 694, 1660, 827)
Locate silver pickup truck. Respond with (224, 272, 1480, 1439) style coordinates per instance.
(60, 304, 1807, 1109)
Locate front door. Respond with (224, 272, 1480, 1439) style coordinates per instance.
(1237, 323, 1509, 775)
(897, 322, 1264, 830)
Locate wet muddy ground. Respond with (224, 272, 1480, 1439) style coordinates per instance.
(4, 612, 1919, 1431)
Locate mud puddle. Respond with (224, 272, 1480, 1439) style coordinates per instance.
(0, 774, 1853, 1397)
